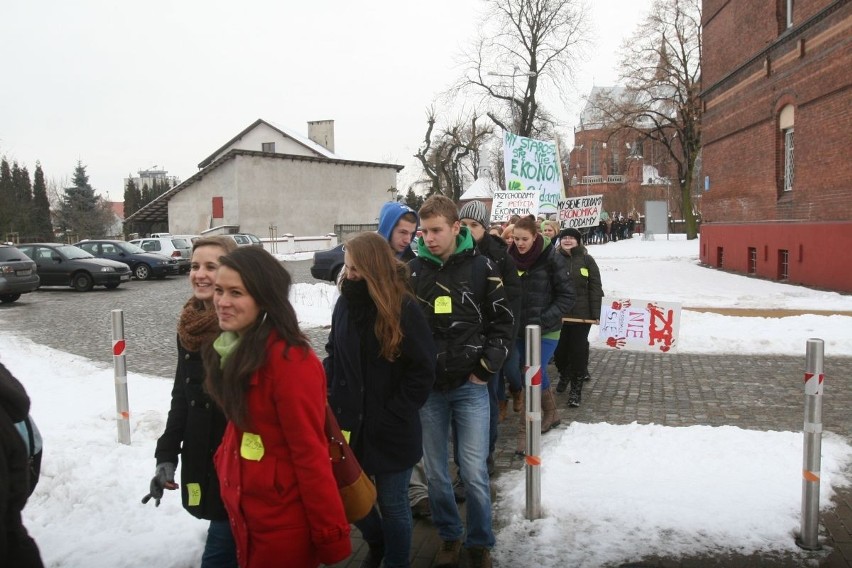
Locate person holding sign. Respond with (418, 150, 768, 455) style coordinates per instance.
(203, 247, 351, 568)
(508, 216, 575, 451)
(325, 232, 436, 568)
(149, 236, 237, 568)
(554, 228, 604, 407)
(409, 196, 513, 568)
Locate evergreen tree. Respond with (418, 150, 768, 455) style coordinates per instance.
(31, 162, 53, 241)
(403, 187, 425, 211)
(123, 177, 140, 217)
(0, 158, 13, 237)
(58, 161, 113, 239)
(11, 164, 33, 236)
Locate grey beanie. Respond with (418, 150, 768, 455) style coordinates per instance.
(458, 200, 490, 229)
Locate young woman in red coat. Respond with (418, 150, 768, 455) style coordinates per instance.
(203, 247, 351, 568)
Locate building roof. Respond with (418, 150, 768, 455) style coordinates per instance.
(460, 169, 501, 200)
(109, 201, 125, 219)
(197, 118, 339, 169)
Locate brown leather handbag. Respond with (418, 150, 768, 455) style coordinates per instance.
(325, 404, 377, 522)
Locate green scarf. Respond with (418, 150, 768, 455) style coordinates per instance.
(213, 331, 241, 369)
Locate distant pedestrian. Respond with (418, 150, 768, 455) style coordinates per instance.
(554, 228, 603, 406)
(325, 232, 436, 568)
(204, 247, 351, 568)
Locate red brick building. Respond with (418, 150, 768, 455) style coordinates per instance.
(567, 87, 682, 222)
(700, 0, 852, 292)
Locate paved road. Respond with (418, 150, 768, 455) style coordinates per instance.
(0, 258, 327, 378)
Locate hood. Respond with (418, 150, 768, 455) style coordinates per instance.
(78, 257, 132, 270)
(377, 202, 418, 241)
(0, 362, 30, 423)
(416, 225, 475, 265)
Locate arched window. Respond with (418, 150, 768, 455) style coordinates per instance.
(779, 105, 794, 192)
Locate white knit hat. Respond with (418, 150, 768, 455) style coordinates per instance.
(458, 200, 490, 229)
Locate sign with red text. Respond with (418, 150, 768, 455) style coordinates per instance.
(557, 195, 602, 229)
(598, 298, 681, 353)
(503, 132, 564, 215)
(490, 190, 539, 222)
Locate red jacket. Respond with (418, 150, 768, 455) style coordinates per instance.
(214, 335, 351, 568)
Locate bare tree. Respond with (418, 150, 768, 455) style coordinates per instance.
(414, 108, 494, 202)
(463, 0, 590, 138)
(592, 0, 702, 239)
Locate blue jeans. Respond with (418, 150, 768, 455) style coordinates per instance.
(452, 373, 500, 465)
(503, 343, 522, 393)
(420, 381, 494, 549)
(515, 337, 559, 390)
(201, 519, 237, 568)
(355, 467, 414, 568)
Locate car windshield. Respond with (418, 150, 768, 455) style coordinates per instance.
(118, 242, 146, 254)
(0, 247, 27, 261)
(171, 238, 190, 249)
(57, 245, 94, 260)
(247, 234, 261, 244)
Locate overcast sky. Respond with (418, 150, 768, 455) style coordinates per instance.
(0, 0, 650, 200)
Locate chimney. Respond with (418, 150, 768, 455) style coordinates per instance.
(307, 120, 335, 153)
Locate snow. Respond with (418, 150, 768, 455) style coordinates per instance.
(2, 234, 851, 567)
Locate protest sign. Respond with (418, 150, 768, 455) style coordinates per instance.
(557, 194, 603, 229)
(490, 190, 538, 223)
(597, 298, 681, 353)
(503, 132, 563, 215)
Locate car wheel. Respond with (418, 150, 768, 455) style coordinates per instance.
(104, 283, 120, 290)
(134, 264, 151, 280)
(72, 272, 94, 292)
(0, 294, 21, 303)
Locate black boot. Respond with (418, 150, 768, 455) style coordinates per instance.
(568, 378, 583, 407)
(556, 372, 570, 394)
(360, 542, 384, 568)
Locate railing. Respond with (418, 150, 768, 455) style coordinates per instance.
(575, 175, 625, 185)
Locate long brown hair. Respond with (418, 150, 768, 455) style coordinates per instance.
(203, 247, 309, 430)
(345, 232, 411, 361)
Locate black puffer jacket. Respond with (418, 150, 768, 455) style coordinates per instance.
(155, 337, 228, 520)
(477, 234, 523, 338)
(325, 289, 436, 475)
(511, 239, 576, 336)
(410, 228, 513, 390)
(1, 362, 43, 567)
(557, 244, 603, 320)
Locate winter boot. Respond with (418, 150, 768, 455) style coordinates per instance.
(511, 388, 524, 413)
(541, 387, 561, 432)
(434, 539, 462, 568)
(568, 377, 584, 407)
(556, 372, 570, 394)
(359, 542, 384, 568)
(466, 546, 493, 568)
(498, 399, 508, 422)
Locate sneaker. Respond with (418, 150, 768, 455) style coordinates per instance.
(556, 375, 570, 393)
(411, 498, 431, 518)
(581, 372, 592, 382)
(359, 542, 384, 568)
(452, 476, 466, 503)
(466, 546, 492, 568)
(434, 539, 462, 567)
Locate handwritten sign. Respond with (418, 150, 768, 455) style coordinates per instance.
(490, 190, 538, 222)
(503, 132, 564, 215)
(557, 195, 603, 229)
(598, 298, 681, 353)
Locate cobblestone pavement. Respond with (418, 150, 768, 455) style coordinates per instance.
(2, 259, 850, 566)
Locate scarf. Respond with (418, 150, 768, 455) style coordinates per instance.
(340, 277, 376, 326)
(212, 332, 241, 369)
(177, 297, 220, 352)
(508, 233, 545, 271)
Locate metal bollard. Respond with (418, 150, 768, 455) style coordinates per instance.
(111, 310, 131, 445)
(797, 338, 824, 550)
(524, 324, 542, 520)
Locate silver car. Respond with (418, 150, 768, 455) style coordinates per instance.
(130, 237, 192, 273)
(0, 244, 40, 303)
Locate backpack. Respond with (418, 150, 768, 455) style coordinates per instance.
(14, 414, 43, 496)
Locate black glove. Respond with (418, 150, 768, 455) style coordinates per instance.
(141, 462, 176, 506)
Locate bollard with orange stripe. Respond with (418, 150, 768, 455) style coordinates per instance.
(111, 310, 131, 445)
(797, 338, 824, 551)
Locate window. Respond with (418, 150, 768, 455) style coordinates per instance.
(262, 142, 275, 153)
(783, 128, 794, 191)
(778, 249, 789, 280)
(778, 105, 794, 194)
(748, 247, 757, 274)
(716, 247, 724, 268)
(590, 143, 600, 176)
(610, 151, 621, 175)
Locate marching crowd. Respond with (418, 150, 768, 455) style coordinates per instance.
(1, 196, 604, 568)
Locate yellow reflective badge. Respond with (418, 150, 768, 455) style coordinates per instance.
(580, 267, 589, 277)
(342, 430, 351, 443)
(240, 432, 264, 461)
(186, 483, 201, 506)
(434, 296, 452, 314)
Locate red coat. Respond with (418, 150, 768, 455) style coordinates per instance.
(214, 334, 351, 568)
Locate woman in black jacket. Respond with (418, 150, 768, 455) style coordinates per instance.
(508, 216, 575, 452)
(325, 232, 436, 568)
(554, 228, 604, 406)
(149, 236, 237, 568)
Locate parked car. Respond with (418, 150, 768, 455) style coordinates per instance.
(75, 239, 180, 281)
(16, 243, 131, 292)
(228, 233, 263, 248)
(0, 244, 40, 303)
(310, 243, 345, 282)
(129, 237, 192, 273)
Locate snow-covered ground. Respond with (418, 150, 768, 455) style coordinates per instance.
(2, 235, 850, 567)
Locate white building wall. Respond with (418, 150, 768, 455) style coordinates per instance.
(167, 155, 398, 237)
(208, 123, 317, 163)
